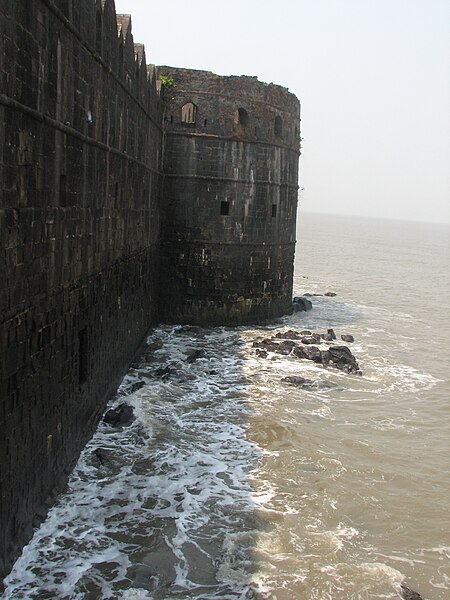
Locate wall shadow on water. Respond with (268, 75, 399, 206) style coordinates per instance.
(2, 324, 275, 599)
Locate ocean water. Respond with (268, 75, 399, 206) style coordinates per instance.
(3, 213, 450, 600)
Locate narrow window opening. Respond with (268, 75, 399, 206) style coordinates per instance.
(78, 328, 88, 385)
(181, 102, 197, 124)
(274, 115, 283, 137)
(114, 182, 120, 207)
(170, 115, 174, 124)
(238, 107, 249, 126)
(220, 200, 230, 216)
(271, 204, 277, 218)
(204, 118, 207, 127)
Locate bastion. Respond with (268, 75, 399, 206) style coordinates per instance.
(0, 0, 300, 580)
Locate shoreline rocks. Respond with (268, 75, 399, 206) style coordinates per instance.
(253, 329, 361, 375)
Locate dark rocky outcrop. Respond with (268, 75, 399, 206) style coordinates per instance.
(323, 328, 336, 341)
(341, 334, 355, 343)
(399, 584, 424, 600)
(274, 330, 302, 340)
(128, 381, 146, 393)
(185, 349, 206, 363)
(323, 346, 361, 374)
(292, 296, 313, 312)
(103, 403, 135, 427)
(253, 331, 362, 375)
(324, 291, 337, 297)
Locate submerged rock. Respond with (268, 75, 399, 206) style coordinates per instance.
(324, 291, 337, 297)
(128, 380, 146, 393)
(185, 349, 206, 363)
(282, 376, 338, 390)
(399, 584, 424, 600)
(103, 403, 134, 427)
(341, 334, 355, 343)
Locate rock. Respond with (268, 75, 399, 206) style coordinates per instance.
(299, 330, 312, 335)
(282, 376, 311, 387)
(255, 349, 268, 358)
(103, 403, 134, 427)
(274, 330, 302, 340)
(293, 345, 322, 363)
(327, 345, 361, 374)
(341, 334, 354, 343)
(253, 338, 280, 353)
(301, 335, 321, 345)
(128, 380, 146, 393)
(153, 365, 173, 379)
(304, 293, 323, 297)
(278, 340, 296, 355)
(323, 328, 336, 341)
(400, 584, 424, 600)
(324, 291, 337, 297)
(292, 296, 313, 311)
(185, 349, 205, 363)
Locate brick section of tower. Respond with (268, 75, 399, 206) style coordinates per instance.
(158, 67, 301, 325)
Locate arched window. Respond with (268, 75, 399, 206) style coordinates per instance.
(274, 115, 283, 137)
(181, 102, 197, 124)
(238, 107, 249, 126)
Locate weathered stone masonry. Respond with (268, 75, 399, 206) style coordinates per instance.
(0, 0, 300, 580)
(159, 67, 300, 325)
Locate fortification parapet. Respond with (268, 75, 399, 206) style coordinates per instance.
(157, 67, 301, 324)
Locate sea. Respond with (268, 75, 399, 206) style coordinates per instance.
(2, 212, 450, 600)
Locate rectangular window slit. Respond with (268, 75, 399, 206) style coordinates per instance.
(220, 200, 230, 216)
(271, 204, 277, 217)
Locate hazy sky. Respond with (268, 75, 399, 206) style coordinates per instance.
(115, 0, 449, 224)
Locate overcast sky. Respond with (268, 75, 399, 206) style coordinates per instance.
(115, 0, 449, 224)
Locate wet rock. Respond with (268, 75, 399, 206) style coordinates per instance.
(256, 349, 268, 358)
(252, 338, 280, 353)
(185, 349, 206, 363)
(274, 329, 302, 340)
(304, 293, 323, 297)
(299, 330, 312, 335)
(103, 403, 134, 427)
(341, 334, 355, 343)
(209, 369, 219, 375)
(153, 365, 173, 379)
(400, 584, 424, 600)
(323, 328, 336, 341)
(128, 380, 146, 393)
(292, 296, 313, 311)
(293, 345, 322, 363)
(278, 340, 296, 355)
(92, 447, 113, 467)
(324, 291, 337, 297)
(327, 345, 361, 374)
(282, 376, 313, 387)
(301, 334, 321, 345)
(283, 376, 339, 390)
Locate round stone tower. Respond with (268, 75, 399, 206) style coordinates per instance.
(157, 67, 301, 325)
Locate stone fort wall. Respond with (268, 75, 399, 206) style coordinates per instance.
(0, 0, 163, 578)
(158, 67, 300, 325)
(0, 0, 300, 580)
